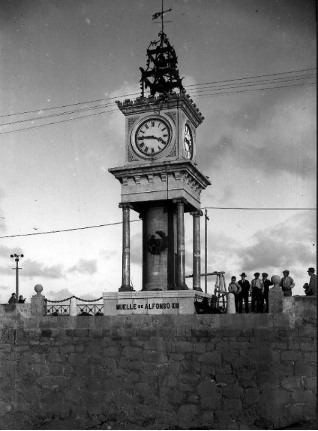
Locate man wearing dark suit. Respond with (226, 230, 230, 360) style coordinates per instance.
(304, 267, 317, 296)
(238, 272, 250, 313)
(261, 272, 274, 313)
(251, 273, 263, 312)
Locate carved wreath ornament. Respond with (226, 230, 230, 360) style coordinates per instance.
(147, 230, 168, 255)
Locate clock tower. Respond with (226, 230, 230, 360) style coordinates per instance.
(108, 9, 211, 296)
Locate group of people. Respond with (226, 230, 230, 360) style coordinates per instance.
(226, 267, 316, 314)
(8, 293, 25, 304)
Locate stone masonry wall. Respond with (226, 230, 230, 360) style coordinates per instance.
(0, 297, 316, 430)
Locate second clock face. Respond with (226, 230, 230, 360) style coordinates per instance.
(134, 118, 171, 157)
(183, 124, 194, 159)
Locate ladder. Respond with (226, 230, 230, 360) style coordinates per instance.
(212, 271, 227, 311)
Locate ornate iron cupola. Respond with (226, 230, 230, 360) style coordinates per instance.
(139, 4, 184, 97)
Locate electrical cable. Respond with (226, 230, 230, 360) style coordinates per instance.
(0, 220, 141, 239)
(2, 75, 314, 130)
(0, 80, 315, 136)
(0, 108, 119, 135)
(187, 74, 315, 95)
(0, 92, 139, 119)
(0, 67, 315, 120)
(193, 82, 316, 99)
(203, 207, 316, 211)
(186, 67, 316, 88)
(0, 102, 116, 128)
(0, 207, 315, 239)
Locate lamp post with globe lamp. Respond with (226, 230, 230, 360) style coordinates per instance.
(10, 254, 24, 304)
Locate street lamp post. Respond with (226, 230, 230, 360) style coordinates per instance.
(10, 254, 24, 303)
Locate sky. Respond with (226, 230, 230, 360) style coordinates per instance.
(0, 0, 316, 302)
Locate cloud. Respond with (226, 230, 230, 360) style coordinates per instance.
(0, 186, 7, 232)
(200, 87, 316, 179)
(0, 245, 23, 258)
(22, 260, 65, 279)
(44, 287, 102, 302)
(68, 258, 97, 274)
(100, 249, 118, 259)
(45, 288, 74, 301)
(130, 232, 142, 266)
(238, 212, 316, 272)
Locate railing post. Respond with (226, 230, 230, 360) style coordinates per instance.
(31, 284, 47, 316)
(70, 297, 77, 316)
(269, 275, 283, 313)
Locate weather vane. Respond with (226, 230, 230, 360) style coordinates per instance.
(152, 0, 172, 35)
(139, 0, 184, 98)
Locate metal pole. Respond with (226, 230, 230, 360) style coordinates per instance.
(205, 209, 209, 294)
(15, 258, 19, 303)
(10, 253, 23, 303)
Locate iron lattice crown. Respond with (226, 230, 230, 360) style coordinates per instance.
(139, 31, 184, 97)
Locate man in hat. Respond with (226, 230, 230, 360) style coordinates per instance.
(261, 273, 273, 313)
(303, 268, 317, 296)
(280, 270, 295, 297)
(238, 272, 250, 313)
(251, 272, 263, 312)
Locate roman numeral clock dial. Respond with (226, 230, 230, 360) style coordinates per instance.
(133, 117, 171, 158)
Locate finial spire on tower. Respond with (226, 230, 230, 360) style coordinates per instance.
(139, 1, 184, 98)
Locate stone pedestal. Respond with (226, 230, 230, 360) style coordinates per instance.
(103, 290, 211, 315)
(269, 275, 283, 313)
(70, 297, 77, 316)
(31, 284, 47, 316)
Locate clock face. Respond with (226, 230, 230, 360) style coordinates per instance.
(183, 124, 194, 159)
(134, 117, 171, 157)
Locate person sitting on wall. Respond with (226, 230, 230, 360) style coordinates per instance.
(251, 273, 263, 312)
(303, 267, 317, 296)
(18, 295, 25, 303)
(280, 270, 295, 297)
(261, 273, 273, 313)
(238, 272, 250, 313)
(8, 293, 16, 304)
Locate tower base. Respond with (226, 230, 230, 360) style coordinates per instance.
(103, 290, 211, 315)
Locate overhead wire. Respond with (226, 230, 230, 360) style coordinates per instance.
(192, 81, 316, 99)
(186, 74, 315, 95)
(0, 220, 141, 239)
(0, 68, 315, 135)
(0, 108, 119, 135)
(0, 92, 139, 119)
(185, 67, 316, 89)
(1, 67, 315, 119)
(0, 80, 315, 135)
(0, 207, 315, 239)
(204, 206, 316, 211)
(1, 74, 315, 131)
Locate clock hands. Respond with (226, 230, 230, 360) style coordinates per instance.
(138, 135, 167, 145)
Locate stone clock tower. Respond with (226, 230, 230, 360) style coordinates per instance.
(108, 10, 211, 297)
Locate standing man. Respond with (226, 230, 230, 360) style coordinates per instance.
(251, 273, 263, 312)
(238, 272, 250, 313)
(261, 273, 273, 313)
(280, 270, 295, 297)
(303, 267, 317, 296)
